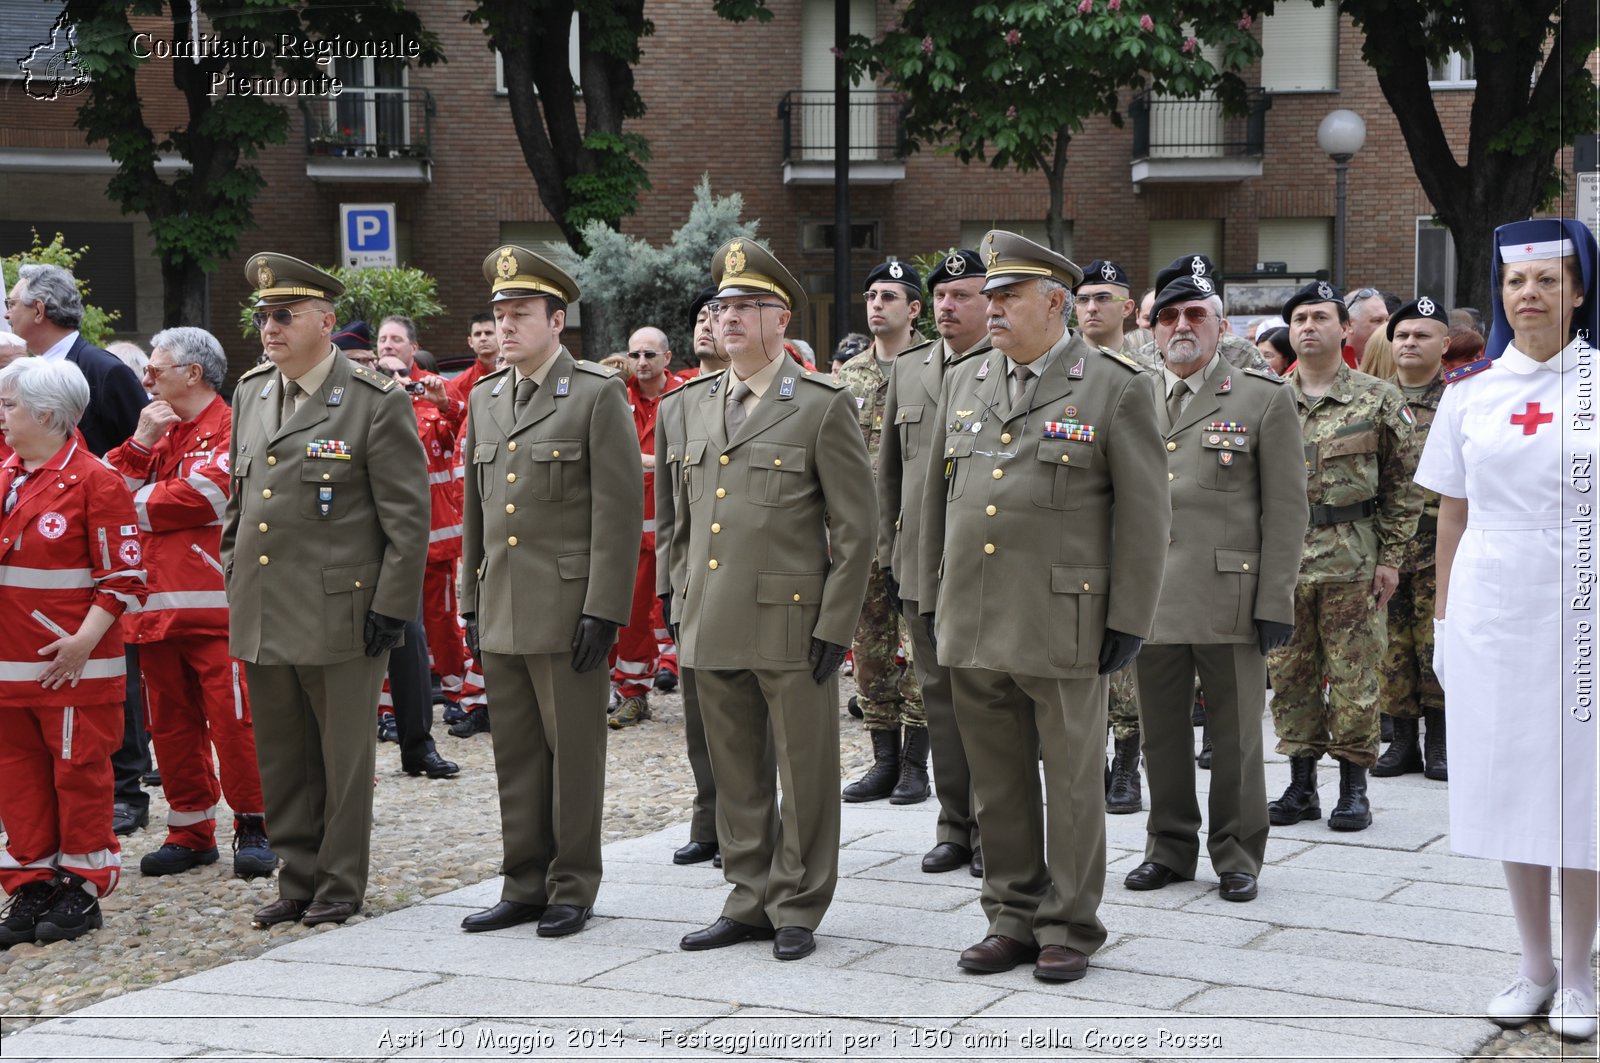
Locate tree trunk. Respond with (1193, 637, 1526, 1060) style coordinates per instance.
(1042, 130, 1072, 254)
(162, 259, 209, 333)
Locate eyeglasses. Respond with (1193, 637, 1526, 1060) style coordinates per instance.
(626, 349, 665, 359)
(2, 297, 35, 311)
(709, 300, 783, 318)
(144, 362, 181, 377)
(251, 307, 321, 329)
(864, 290, 907, 305)
(1074, 293, 1119, 307)
(1155, 306, 1214, 327)
(1343, 287, 1378, 308)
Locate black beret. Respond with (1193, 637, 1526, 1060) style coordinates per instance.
(1151, 275, 1220, 319)
(1282, 280, 1344, 321)
(1155, 254, 1221, 300)
(863, 259, 922, 296)
(926, 249, 985, 291)
(1080, 259, 1131, 289)
(1386, 295, 1450, 340)
(331, 320, 371, 352)
(687, 285, 717, 327)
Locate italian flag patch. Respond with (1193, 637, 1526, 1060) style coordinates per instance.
(1399, 405, 1416, 426)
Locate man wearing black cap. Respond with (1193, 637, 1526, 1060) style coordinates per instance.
(1131, 256, 1275, 376)
(1124, 270, 1307, 903)
(223, 253, 429, 927)
(1267, 281, 1423, 833)
(1373, 297, 1450, 782)
(877, 248, 989, 875)
(332, 321, 376, 368)
(1075, 259, 1138, 356)
(836, 260, 929, 806)
(664, 239, 876, 961)
(919, 230, 1169, 982)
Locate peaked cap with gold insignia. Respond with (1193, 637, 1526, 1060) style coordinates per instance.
(482, 245, 581, 305)
(245, 253, 344, 308)
(711, 238, 807, 319)
(980, 230, 1085, 293)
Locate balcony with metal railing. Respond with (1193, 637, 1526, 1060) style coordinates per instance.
(299, 86, 435, 184)
(1129, 88, 1270, 184)
(778, 90, 907, 185)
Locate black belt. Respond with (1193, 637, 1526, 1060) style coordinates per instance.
(1416, 512, 1438, 535)
(1308, 499, 1377, 526)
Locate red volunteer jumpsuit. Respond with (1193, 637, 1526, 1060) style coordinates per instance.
(105, 395, 263, 851)
(610, 370, 685, 699)
(0, 439, 146, 897)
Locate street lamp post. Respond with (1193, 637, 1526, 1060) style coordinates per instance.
(1316, 109, 1367, 291)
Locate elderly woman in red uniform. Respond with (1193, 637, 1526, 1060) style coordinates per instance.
(0, 358, 146, 945)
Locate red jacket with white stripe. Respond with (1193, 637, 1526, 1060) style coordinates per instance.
(628, 371, 687, 544)
(104, 394, 232, 642)
(412, 390, 463, 565)
(0, 439, 146, 708)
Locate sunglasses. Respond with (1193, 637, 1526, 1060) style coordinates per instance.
(1344, 287, 1379, 308)
(1155, 306, 1213, 327)
(626, 350, 664, 359)
(251, 307, 321, 329)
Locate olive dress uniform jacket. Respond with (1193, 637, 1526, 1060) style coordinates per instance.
(918, 333, 1170, 677)
(459, 350, 640, 648)
(876, 336, 990, 608)
(1148, 364, 1308, 644)
(222, 352, 430, 665)
(665, 365, 877, 670)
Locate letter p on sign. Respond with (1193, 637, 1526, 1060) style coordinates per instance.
(340, 203, 397, 269)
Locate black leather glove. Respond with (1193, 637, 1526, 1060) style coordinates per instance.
(882, 567, 903, 617)
(571, 615, 619, 674)
(922, 613, 937, 654)
(463, 613, 481, 661)
(1097, 628, 1144, 675)
(363, 610, 407, 658)
(1255, 619, 1295, 656)
(658, 593, 672, 631)
(808, 638, 848, 684)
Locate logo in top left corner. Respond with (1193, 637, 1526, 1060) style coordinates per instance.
(18, 12, 89, 102)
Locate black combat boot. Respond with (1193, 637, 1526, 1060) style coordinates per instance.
(842, 728, 901, 803)
(1328, 758, 1372, 831)
(1380, 712, 1394, 744)
(1372, 716, 1423, 776)
(1268, 755, 1321, 825)
(890, 726, 931, 804)
(1196, 719, 1213, 771)
(1106, 736, 1143, 814)
(1422, 708, 1448, 781)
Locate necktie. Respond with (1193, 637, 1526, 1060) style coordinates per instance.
(1009, 365, 1033, 414)
(514, 377, 536, 418)
(279, 380, 300, 427)
(726, 380, 753, 438)
(1166, 380, 1188, 431)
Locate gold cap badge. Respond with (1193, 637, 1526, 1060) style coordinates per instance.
(725, 241, 747, 276)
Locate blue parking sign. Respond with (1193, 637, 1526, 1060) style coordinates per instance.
(339, 203, 397, 268)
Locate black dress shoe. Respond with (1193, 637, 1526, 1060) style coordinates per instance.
(679, 916, 775, 951)
(111, 802, 148, 836)
(1123, 861, 1192, 891)
(969, 845, 983, 878)
(537, 904, 592, 937)
(921, 842, 973, 873)
(403, 751, 460, 778)
(302, 900, 359, 926)
(773, 926, 816, 961)
(673, 840, 719, 865)
(462, 900, 546, 933)
(1218, 872, 1258, 902)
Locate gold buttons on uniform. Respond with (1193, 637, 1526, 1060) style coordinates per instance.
(985, 505, 997, 516)
(719, 455, 729, 465)
(1242, 563, 1250, 571)
(947, 446, 955, 455)
(1168, 472, 1175, 481)
(505, 504, 515, 514)
(322, 472, 331, 481)
(708, 559, 718, 570)
(354, 581, 362, 589)
(261, 489, 272, 499)
(1082, 581, 1091, 590)
(507, 473, 517, 483)
(1001, 433, 1012, 444)
(508, 535, 519, 546)
(508, 442, 517, 451)
(773, 459, 782, 467)
(793, 593, 801, 602)
(716, 488, 726, 498)
(259, 555, 269, 565)
(1060, 454, 1070, 464)
(992, 469, 1004, 480)
(551, 450, 560, 457)
(984, 543, 995, 555)
(258, 522, 268, 533)
(1166, 441, 1178, 452)
(266, 455, 277, 466)
(710, 522, 721, 533)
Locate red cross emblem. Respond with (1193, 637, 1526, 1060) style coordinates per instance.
(1510, 402, 1554, 435)
(36, 512, 67, 539)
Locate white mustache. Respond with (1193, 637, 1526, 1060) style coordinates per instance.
(988, 317, 1011, 330)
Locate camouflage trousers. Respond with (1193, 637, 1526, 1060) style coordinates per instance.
(1380, 566, 1442, 720)
(1108, 664, 1141, 740)
(1268, 579, 1387, 768)
(852, 561, 924, 731)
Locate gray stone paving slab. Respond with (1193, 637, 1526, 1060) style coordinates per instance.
(376, 977, 735, 1038)
(1254, 926, 1521, 978)
(834, 847, 899, 877)
(1254, 815, 1447, 851)
(1185, 984, 1496, 1052)
(829, 874, 975, 911)
(1198, 883, 1522, 950)
(585, 883, 729, 924)
(804, 898, 987, 951)
(589, 859, 732, 890)
(1279, 837, 1507, 888)
(416, 876, 499, 907)
(266, 925, 657, 982)
(0, 1031, 205, 1061)
(146, 957, 442, 1004)
(1252, 859, 1410, 901)
(576, 915, 702, 947)
(1386, 878, 1518, 916)
(1098, 899, 1273, 948)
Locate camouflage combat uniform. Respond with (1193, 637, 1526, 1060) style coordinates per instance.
(836, 339, 925, 731)
(1268, 363, 1423, 766)
(1108, 664, 1140, 739)
(1381, 371, 1446, 720)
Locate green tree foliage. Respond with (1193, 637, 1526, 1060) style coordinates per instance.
(857, 0, 1264, 250)
(238, 265, 445, 338)
(1333, 0, 1597, 310)
(553, 177, 757, 361)
(2, 231, 120, 347)
(63, 0, 442, 329)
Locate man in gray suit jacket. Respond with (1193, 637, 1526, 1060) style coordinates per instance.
(1126, 271, 1308, 903)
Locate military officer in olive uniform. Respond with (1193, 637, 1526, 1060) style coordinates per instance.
(662, 239, 876, 962)
(1130, 256, 1276, 377)
(457, 247, 641, 939)
(876, 248, 990, 875)
(1268, 281, 1423, 833)
(1125, 269, 1308, 904)
(223, 254, 430, 928)
(918, 231, 1170, 983)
